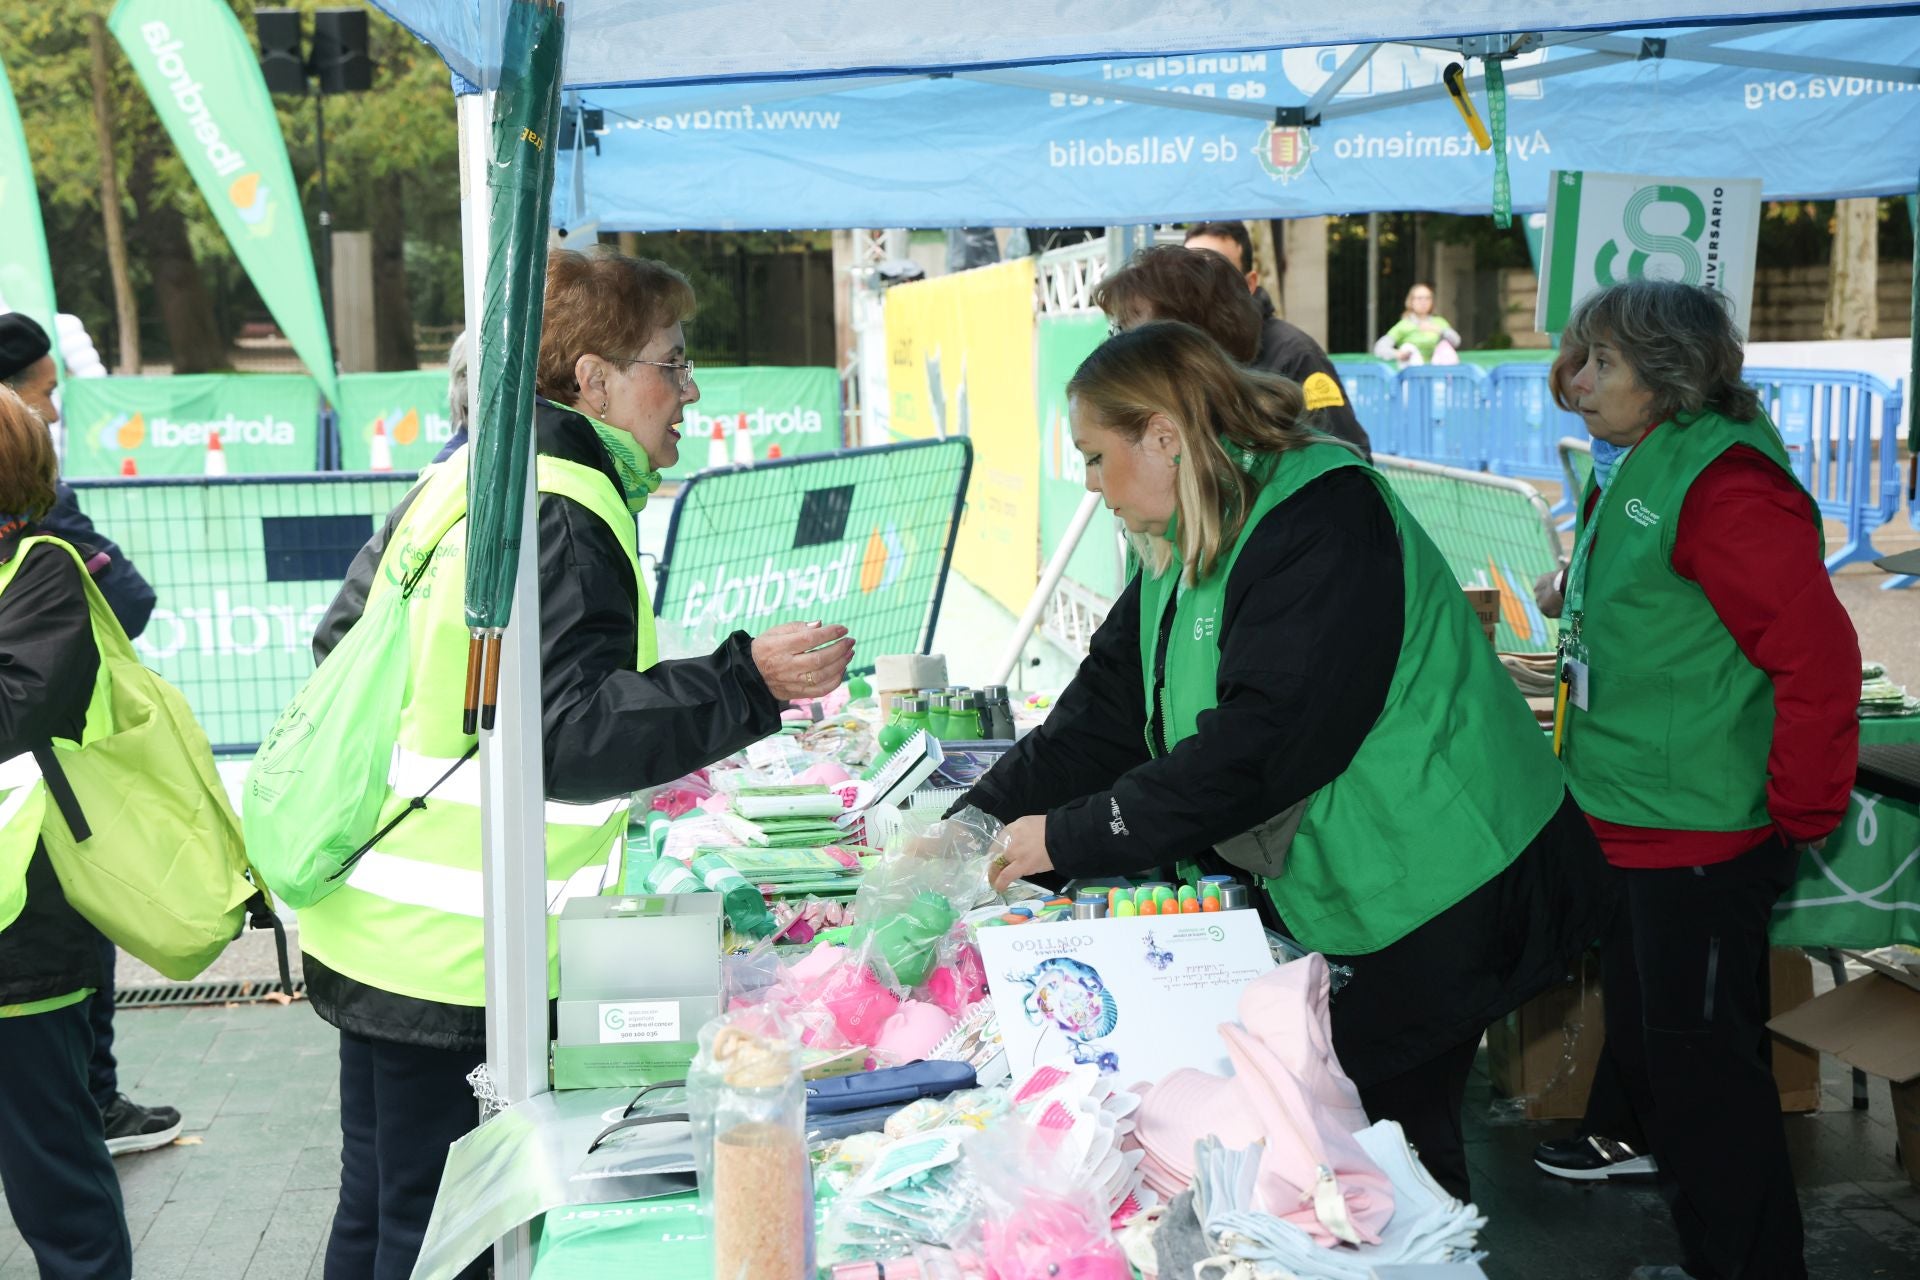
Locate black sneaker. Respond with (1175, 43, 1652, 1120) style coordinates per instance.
(1533, 1134, 1657, 1181)
(99, 1093, 182, 1156)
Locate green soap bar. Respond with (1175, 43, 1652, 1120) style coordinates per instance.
(1201, 882, 1222, 899)
(1178, 885, 1197, 901)
(1154, 885, 1176, 903)
(1114, 899, 1137, 917)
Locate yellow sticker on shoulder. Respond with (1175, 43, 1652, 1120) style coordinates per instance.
(1301, 372, 1346, 411)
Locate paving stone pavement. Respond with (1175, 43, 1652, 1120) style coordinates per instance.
(0, 1000, 342, 1280)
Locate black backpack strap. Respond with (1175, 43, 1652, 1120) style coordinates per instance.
(243, 890, 296, 996)
(327, 743, 480, 882)
(31, 744, 90, 843)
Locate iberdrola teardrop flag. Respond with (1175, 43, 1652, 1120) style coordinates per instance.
(0, 52, 61, 369)
(110, 0, 338, 406)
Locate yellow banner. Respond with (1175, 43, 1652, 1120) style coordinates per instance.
(884, 259, 1040, 613)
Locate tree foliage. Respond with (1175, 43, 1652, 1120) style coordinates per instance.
(0, 0, 461, 368)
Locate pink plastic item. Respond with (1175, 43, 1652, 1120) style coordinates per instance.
(794, 760, 854, 787)
(819, 964, 902, 1045)
(872, 1000, 955, 1063)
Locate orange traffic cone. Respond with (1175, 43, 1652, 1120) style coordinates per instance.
(731, 411, 754, 465)
(204, 431, 228, 477)
(119, 457, 138, 477)
(705, 420, 728, 470)
(369, 418, 394, 472)
(767, 443, 783, 460)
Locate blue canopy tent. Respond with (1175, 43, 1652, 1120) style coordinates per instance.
(554, 18, 1920, 230)
(364, 4, 1920, 1274)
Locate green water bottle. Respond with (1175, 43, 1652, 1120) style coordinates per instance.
(901, 696, 933, 741)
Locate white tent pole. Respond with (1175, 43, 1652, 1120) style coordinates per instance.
(457, 87, 547, 1280)
(990, 489, 1104, 686)
(1564, 32, 1920, 82)
(1302, 43, 1383, 118)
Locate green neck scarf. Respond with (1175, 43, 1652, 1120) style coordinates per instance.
(582, 414, 664, 513)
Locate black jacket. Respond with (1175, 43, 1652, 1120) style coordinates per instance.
(961, 468, 1612, 1083)
(38, 484, 156, 639)
(304, 400, 784, 1049)
(1251, 293, 1373, 459)
(0, 531, 106, 1007)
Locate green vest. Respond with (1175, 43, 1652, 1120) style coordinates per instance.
(0, 537, 112, 1011)
(1560, 410, 1818, 831)
(1140, 443, 1564, 955)
(298, 449, 659, 1006)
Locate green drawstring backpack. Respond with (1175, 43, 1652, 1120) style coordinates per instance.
(243, 487, 470, 910)
(12, 537, 288, 986)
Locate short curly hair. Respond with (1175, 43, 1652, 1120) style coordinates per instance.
(1090, 245, 1262, 364)
(536, 248, 697, 404)
(1557, 280, 1759, 424)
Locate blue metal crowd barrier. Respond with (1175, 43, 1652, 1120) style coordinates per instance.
(1336, 360, 1908, 578)
(1743, 368, 1905, 574)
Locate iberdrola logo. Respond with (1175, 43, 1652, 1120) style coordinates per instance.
(858, 523, 910, 594)
(1256, 123, 1314, 182)
(370, 407, 422, 445)
(94, 412, 147, 451)
(228, 172, 276, 238)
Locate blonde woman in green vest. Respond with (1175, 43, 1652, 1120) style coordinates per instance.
(0, 386, 134, 1279)
(968, 321, 1612, 1204)
(1540, 281, 1857, 1280)
(304, 249, 854, 1280)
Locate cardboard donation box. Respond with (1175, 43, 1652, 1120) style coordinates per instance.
(1463, 588, 1500, 645)
(1490, 949, 1822, 1120)
(1769, 950, 1920, 1190)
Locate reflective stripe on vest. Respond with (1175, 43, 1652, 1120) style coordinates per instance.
(296, 444, 656, 1006)
(387, 747, 627, 828)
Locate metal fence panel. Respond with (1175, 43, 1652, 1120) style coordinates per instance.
(69, 472, 420, 754)
(1745, 367, 1905, 573)
(1378, 455, 1563, 654)
(653, 439, 971, 669)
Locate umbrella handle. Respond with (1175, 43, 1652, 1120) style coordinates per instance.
(481, 633, 504, 732)
(463, 635, 485, 737)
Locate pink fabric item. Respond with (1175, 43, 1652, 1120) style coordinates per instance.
(1120, 955, 1393, 1244)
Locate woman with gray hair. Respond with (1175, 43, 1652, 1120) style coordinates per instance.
(432, 330, 471, 464)
(1542, 279, 1856, 1280)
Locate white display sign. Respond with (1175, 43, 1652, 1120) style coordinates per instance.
(977, 909, 1275, 1085)
(1537, 170, 1763, 335)
(597, 1000, 683, 1045)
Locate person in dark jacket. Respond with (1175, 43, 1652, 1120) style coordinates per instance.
(307, 248, 854, 1280)
(0, 384, 135, 1280)
(1, 311, 178, 1158)
(1181, 222, 1372, 455)
(968, 322, 1612, 1204)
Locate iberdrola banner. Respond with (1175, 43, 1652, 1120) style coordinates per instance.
(0, 52, 60, 365)
(110, 0, 339, 406)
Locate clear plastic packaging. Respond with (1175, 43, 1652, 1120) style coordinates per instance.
(962, 1116, 1133, 1280)
(687, 1014, 813, 1280)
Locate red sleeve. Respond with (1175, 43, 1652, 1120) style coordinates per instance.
(1672, 448, 1859, 843)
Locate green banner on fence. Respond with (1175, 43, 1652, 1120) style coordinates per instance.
(110, 0, 339, 405)
(653, 439, 970, 667)
(0, 53, 59, 369)
(663, 366, 842, 481)
(69, 474, 420, 751)
(62, 375, 322, 476)
(1036, 314, 1125, 600)
(337, 370, 457, 472)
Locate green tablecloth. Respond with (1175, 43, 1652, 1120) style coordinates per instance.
(1769, 715, 1920, 949)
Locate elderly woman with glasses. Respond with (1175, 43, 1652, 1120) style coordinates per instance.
(304, 247, 855, 1280)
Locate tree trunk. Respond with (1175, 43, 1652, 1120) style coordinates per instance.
(125, 147, 230, 373)
(1823, 198, 1879, 340)
(88, 15, 140, 374)
(371, 178, 417, 370)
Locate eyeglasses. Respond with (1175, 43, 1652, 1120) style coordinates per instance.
(616, 356, 696, 389)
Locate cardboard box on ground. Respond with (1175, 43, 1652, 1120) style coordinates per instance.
(1768, 949, 1920, 1191)
(1487, 949, 1822, 1122)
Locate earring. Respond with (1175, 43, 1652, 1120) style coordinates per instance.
(1171, 453, 1182, 466)
(600, 398, 611, 418)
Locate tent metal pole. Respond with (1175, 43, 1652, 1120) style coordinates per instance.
(990, 490, 1104, 687)
(1563, 32, 1920, 82)
(458, 87, 547, 1280)
(1316, 49, 1629, 121)
(1303, 43, 1383, 120)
